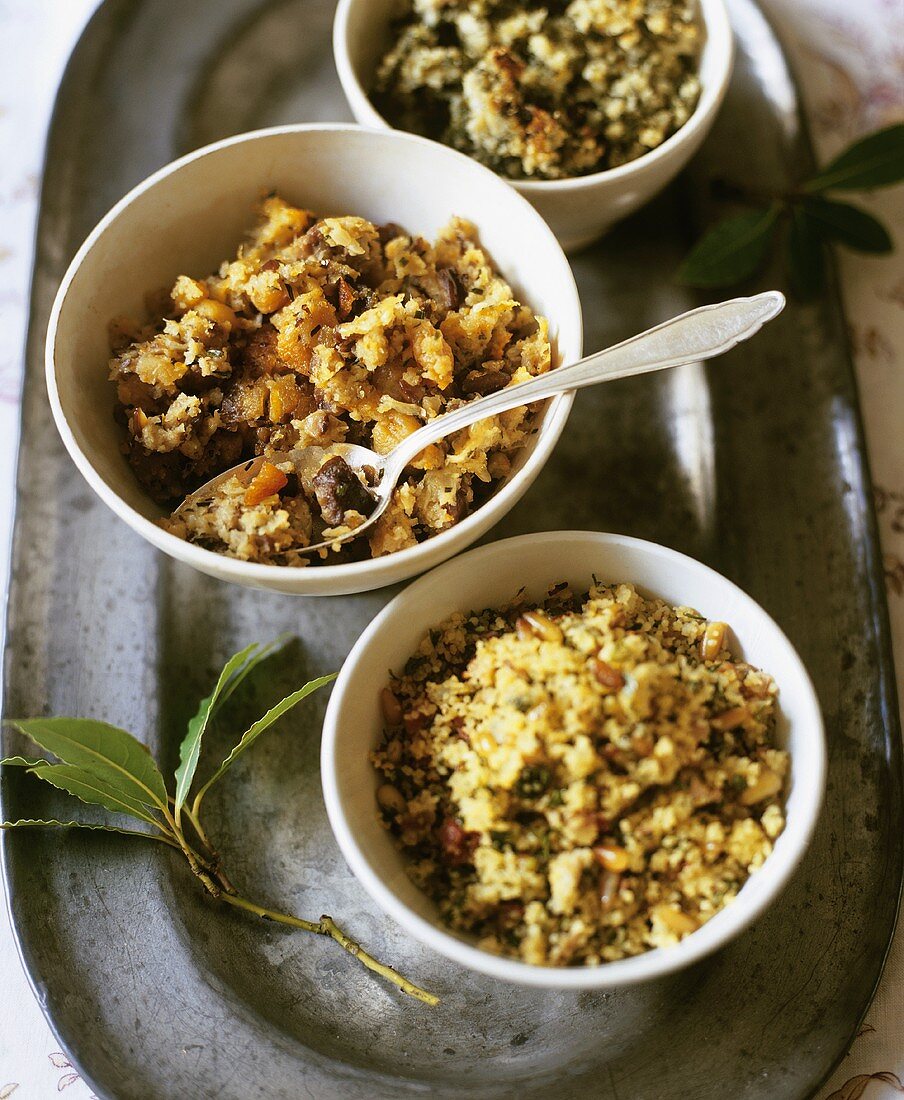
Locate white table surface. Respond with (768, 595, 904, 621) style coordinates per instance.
(1, 1, 902, 1097)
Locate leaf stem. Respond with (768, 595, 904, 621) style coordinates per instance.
(182, 805, 237, 894)
(162, 813, 222, 897)
(190, 786, 211, 825)
(143, 831, 183, 851)
(219, 893, 439, 1006)
(181, 803, 214, 855)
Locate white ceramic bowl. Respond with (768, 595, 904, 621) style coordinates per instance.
(322, 531, 826, 989)
(334, 0, 734, 251)
(46, 125, 582, 596)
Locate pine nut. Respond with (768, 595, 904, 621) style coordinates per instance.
(516, 611, 563, 643)
(376, 784, 406, 814)
(711, 706, 749, 731)
(590, 657, 624, 691)
(656, 906, 698, 934)
(739, 767, 782, 805)
(592, 842, 629, 873)
(701, 621, 727, 661)
(380, 687, 403, 726)
(474, 730, 497, 757)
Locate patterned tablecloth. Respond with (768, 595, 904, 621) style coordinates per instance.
(0, 0, 901, 1097)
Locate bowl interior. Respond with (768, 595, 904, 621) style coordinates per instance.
(337, 0, 731, 153)
(338, 0, 405, 98)
(323, 531, 825, 986)
(49, 125, 582, 533)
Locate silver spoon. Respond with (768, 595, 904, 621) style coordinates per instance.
(173, 291, 785, 553)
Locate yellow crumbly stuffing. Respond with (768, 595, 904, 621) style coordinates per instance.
(374, 0, 701, 180)
(372, 582, 788, 967)
(108, 197, 551, 565)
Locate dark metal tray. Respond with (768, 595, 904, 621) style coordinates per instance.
(2, 1, 901, 1097)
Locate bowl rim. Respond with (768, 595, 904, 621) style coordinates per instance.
(332, 0, 735, 193)
(321, 530, 827, 989)
(45, 123, 582, 589)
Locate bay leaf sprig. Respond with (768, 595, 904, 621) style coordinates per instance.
(1, 640, 438, 1007)
(677, 123, 903, 296)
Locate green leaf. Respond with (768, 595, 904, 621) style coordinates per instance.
(27, 763, 164, 827)
(801, 196, 893, 253)
(787, 206, 826, 300)
(0, 756, 51, 768)
(7, 719, 168, 812)
(803, 124, 904, 192)
(676, 206, 780, 288)
(0, 817, 168, 843)
(217, 635, 291, 710)
(174, 641, 279, 810)
(174, 636, 292, 808)
(196, 674, 336, 803)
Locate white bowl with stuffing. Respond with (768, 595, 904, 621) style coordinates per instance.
(322, 531, 825, 988)
(334, 0, 734, 251)
(46, 125, 582, 596)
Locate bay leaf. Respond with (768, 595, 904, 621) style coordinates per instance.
(8, 718, 167, 812)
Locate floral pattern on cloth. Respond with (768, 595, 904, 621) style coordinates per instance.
(47, 1053, 94, 1096)
(0, 0, 901, 1097)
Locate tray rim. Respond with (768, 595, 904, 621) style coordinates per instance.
(1, 0, 901, 1097)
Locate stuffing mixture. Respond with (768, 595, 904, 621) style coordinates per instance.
(108, 197, 552, 565)
(372, 582, 788, 966)
(373, 0, 702, 180)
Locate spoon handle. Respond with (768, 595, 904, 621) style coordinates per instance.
(387, 291, 785, 475)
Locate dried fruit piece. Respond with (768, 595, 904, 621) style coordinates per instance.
(336, 276, 357, 319)
(266, 374, 305, 423)
(243, 461, 288, 507)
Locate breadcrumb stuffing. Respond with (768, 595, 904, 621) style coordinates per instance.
(109, 197, 552, 565)
(374, 0, 702, 180)
(372, 582, 788, 967)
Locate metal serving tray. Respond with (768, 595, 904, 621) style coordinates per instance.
(2, 1, 901, 1097)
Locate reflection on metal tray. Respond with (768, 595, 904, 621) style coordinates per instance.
(2, 0, 901, 1097)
